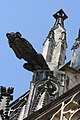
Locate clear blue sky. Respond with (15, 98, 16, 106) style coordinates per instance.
(0, 0, 80, 100)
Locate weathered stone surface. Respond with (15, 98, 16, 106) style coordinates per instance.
(24, 84, 80, 120)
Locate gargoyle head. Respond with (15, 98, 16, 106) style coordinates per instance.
(6, 32, 22, 48)
(6, 32, 22, 42)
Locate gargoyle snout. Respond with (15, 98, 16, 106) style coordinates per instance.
(6, 33, 10, 37)
(6, 33, 14, 43)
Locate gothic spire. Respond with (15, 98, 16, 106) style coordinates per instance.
(71, 29, 80, 50)
(70, 29, 80, 69)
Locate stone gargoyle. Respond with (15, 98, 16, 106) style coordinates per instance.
(6, 32, 49, 72)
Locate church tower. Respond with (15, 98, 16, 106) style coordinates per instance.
(42, 9, 68, 69)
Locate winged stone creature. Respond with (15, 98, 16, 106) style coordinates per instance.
(6, 32, 49, 72)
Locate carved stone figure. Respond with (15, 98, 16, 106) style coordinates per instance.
(6, 32, 49, 72)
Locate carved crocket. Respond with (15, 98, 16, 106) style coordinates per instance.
(6, 32, 49, 72)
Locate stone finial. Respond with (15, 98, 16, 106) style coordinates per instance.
(53, 9, 68, 20)
(53, 9, 68, 28)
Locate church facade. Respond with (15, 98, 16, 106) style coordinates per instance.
(0, 9, 80, 120)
